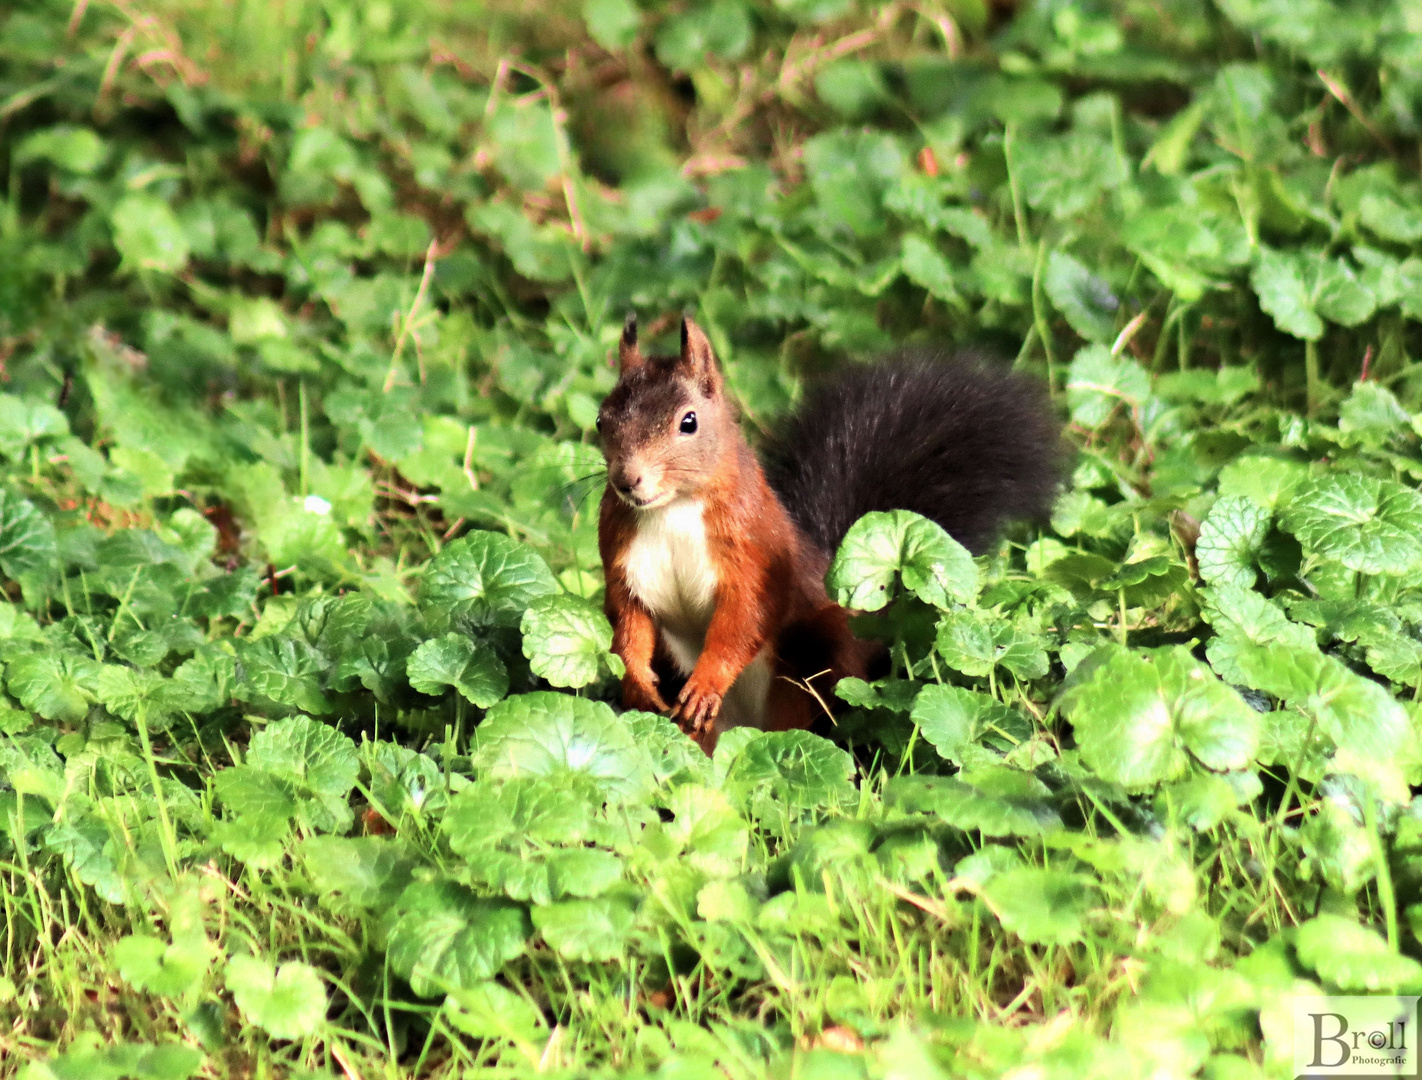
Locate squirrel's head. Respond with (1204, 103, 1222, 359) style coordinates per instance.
(596, 314, 735, 510)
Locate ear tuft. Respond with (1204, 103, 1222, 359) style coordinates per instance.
(678, 316, 721, 390)
(618, 311, 644, 374)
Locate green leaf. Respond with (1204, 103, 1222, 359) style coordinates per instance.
(1156, 771, 1262, 831)
(111, 194, 190, 274)
(1280, 473, 1422, 576)
(827, 510, 978, 611)
(420, 532, 557, 630)
(652, 783, 750, 876)
(910, 684, 1031, 766)
(1250, 248, 1376, 340)
(982, 868, 1094, 945)
(654, 0, 752, 70)
(443, 981, 547, 1043)
(900, 235, 958, 302)
(520, 594, 616, 688)
(1201, 583, 1316, 685)
(935, 609, 1049, 680)
(724, 730, 855, 813)
(1339, 381, 1410, 446)
(582, 0, 641, 50)
(7, 652, 99, 723)
(0, 396, 69, 461)
(801, 130, 908, 238)
(1251, 246, 1321, 340)
(406, 633, 508, 707)
(235, 636, 331, 714)
(1360, 190, 1422, 242)
(1232, 643, 1411, 765)
(225, 954, 327, 1040)
(1195, 496, 1270, 589)
(888, 768, 1061, 837)
(387, 881, 531, 996)
(112, 934, 209, 998)
(1065, 646, 1260, 791)
(532, 895, 638, 961)
(1065, 345, 1151, 427)
(225, 715, 360, 834)
(0, 489, 57, 581)
(1294, 915, 1422, 992)
(297, 836, 417, 915)
(17, 1043, 203, 1080)
(97, 666, 186, 724)
(472, 692, 654, 802)
(14, 125, 107, 174)
(443, 774, 599, 855)
(1045, 252, 1118, 343)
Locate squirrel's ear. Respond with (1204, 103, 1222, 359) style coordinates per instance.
(618, 311, 644, 374)
(679, 316, 721, 393)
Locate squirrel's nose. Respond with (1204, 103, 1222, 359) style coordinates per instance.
(615, 475, 641, 495)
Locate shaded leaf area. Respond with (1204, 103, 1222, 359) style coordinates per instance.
(5, 0, 1422, 1077)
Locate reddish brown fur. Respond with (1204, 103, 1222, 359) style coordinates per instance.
(597, 315, 872, 752)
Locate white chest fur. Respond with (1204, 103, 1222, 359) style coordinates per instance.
(621, 498, 719, 647)
(620, 498, 769, 731)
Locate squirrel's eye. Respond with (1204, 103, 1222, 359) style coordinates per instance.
(595, 415, 604, 433)
(679, 412, 697, 434)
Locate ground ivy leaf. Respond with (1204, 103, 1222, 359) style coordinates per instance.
(387, 880, 531, 996)
(443, 774, 598, 855)
(1251, 246, 1322, 340)
(1065, 345, 1151, 427)
(935, 610, 1048, 680)
(235, 636, 331, 714)
(1065, 646, 1260, 791)
(887, 768, 1061, 837)
(621, 709, 711, 788)
(7, 652, 99, 723)
(111, 193, 191, 273)
(655, 783, 750, 877)
(225, 954, 327, 1040)
(1294, 915, 1422, 992)
(1044, 251, 1118, 343)
(1201, 583, 1316, 685)
(0, 489, 57, 580)
(827, 510, 978, 611)
(1196, 495, 1270, 589)
(472, 692, 654, 802)
(419, 531, 557, 630)
(982, 867, 1093, 945)
(1216, 455, 1307, 509)
(520, 594, 615, 689)
(1233, 642, 1411, 765)
(1155, 770, 1262, 831)
(240, 715, 358, 833)
(532, 895, 637, 962)
(1279, 473, 1422, 576)
(910, 684, 1030, 766)
(297, 836, 417, 915)
(112, 934, 207, 998)
(443, 981, 547, 1043)
(97, 666, 185, 724)
(900, 234, 959, 303)
(407, 633, 508, 707)
(723, 729, 855, 813)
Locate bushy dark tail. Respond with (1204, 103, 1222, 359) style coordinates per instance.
(761, 353, 1064, 556)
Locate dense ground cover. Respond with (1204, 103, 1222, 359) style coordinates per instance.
(3, 0, 1422, 1075)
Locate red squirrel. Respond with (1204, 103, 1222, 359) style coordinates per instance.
(596, 314, 1060, 751)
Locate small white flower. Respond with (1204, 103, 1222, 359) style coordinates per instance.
(304, 494, 332, 515)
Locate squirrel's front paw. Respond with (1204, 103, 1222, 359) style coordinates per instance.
(674, 680, 723, 738)
(621, 672, 670, 715)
